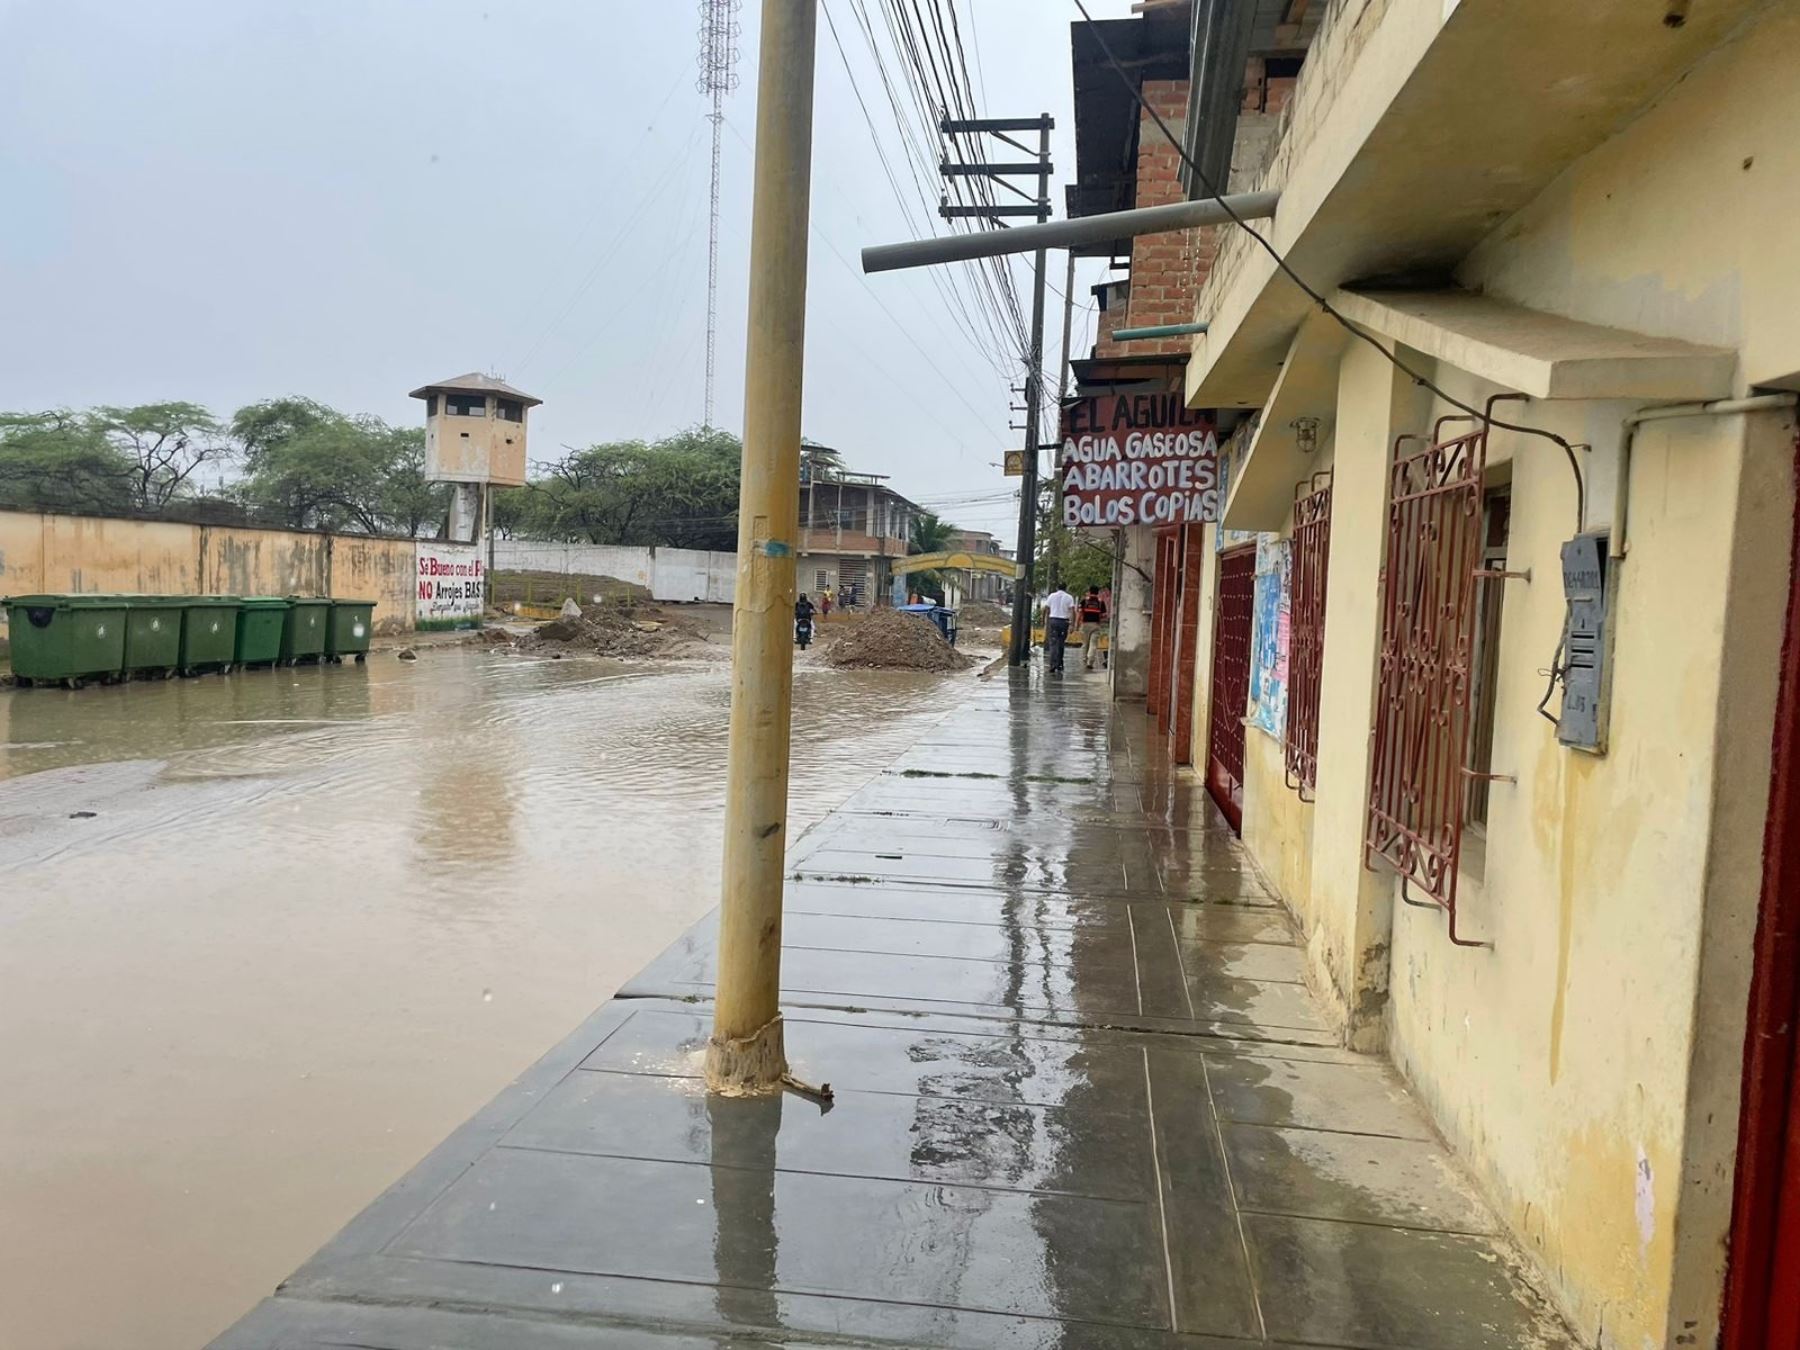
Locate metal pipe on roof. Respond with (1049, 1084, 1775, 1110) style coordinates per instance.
(1111, 322, 1210, 340)
(860, 190, 1279, 273)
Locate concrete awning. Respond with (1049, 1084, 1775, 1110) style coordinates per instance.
(1334, 289, 1735, 401)
(1219, 287, 1734, 531)
(1183, 0, 1763, 411)
(1221, 310, 1347, 531)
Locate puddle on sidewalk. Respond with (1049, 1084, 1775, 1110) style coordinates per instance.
(0, 646, 966, 1350)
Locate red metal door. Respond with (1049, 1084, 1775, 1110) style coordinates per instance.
(1723, 433, 1800, 1350)
(1206, 546, 1255, 830)
(1171, 524, 1205, 765)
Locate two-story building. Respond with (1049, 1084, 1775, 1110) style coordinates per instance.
(797, 460, 920, 609)
(1073, 1, 1800, 1346)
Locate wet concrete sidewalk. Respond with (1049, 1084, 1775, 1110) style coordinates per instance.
(213, 669, 1575, 1349)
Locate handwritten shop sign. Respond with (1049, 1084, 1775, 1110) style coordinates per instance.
(1059, 393, 1219, 529)
(417, 542, 484, 630)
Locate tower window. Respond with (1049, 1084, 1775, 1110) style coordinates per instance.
(445, 393, 487, 417)
(496, 397, 524, 423)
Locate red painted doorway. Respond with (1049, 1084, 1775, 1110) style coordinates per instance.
(1723, 434, 1800, 1350)
(1205, 546, 1255, 831)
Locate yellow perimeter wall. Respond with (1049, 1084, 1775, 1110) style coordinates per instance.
(0, 511, 418, 646)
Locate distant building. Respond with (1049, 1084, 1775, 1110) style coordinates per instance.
(797, 456, 920, 608)
(945, 529, 1007, 605)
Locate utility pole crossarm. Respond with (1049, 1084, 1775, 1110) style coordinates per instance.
(940, 115, 1054, 132)
(939, 162, 1054, 176)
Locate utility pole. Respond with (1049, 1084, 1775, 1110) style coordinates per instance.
(706, 0, 817, 1096)
(1049, 248, 1075, 587)
(938, 113, 1052, 666)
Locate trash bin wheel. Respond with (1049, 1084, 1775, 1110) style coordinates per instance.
(355, 653, 365, 664)
(64, 676, 84, 691)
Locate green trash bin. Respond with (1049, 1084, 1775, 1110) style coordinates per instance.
(325, 599, 376, 663)
(234, 597, 291, 668)
(281, 597, 330, 665)
(4, 595, 128, 688)
(178, 596, 242, 675)
(119, 595, 184, 680)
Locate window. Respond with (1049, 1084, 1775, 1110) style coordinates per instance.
(424, 394, 438, 416)
(445, 393, 486, 417)
(1465, 488, 1512, 827)
(496, 397, 524, 423)
(1366, 421, 1489, 944)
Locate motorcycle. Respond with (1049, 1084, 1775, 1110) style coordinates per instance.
(795, 615, 814, 650)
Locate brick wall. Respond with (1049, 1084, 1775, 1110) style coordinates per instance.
(1124, 78, 1219, 358)
(1094, 279, 1132, 359)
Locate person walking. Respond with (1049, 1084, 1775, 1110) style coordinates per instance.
(1043, 583, 1077, 675)
(1079, 585, 1108, 671)
(820, 588, 833, 618)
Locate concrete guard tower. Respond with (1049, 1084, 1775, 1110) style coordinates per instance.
(409, 372, 540, 627)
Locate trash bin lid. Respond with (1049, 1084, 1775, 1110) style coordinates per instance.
(327, 597, 377, 607)
(238, 596, 293, 610)
(4, 593, 129, 609)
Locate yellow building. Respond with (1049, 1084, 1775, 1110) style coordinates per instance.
(1163, 1, 1800, 1345)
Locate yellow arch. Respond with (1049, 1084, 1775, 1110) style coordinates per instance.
(891, 550, 1020, 578)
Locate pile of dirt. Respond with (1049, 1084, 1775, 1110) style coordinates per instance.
(491, 569, 652, 608)
(821, 608, 973, 672)
(511, 598, 719, 660)
(957, 600, 1012, 629)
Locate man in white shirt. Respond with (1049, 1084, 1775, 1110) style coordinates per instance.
(1042, 585, 1077, 674)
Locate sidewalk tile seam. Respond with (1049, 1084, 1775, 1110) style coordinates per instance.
(485, 1139, 1161, 1206)
(1141, 1046, 1182, 1332)
(780, 911, 1308, 954)
(1198, 1049, 1269, 1342)
(627, 979, 1339, 1038)
(384, 1238, 1183, 1337)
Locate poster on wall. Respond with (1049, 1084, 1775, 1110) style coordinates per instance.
(417, 542, 485, 630)
(1058, 393, 1218, 529)
(1248, 537, 1291, 736)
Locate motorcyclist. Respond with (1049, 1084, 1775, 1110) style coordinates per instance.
(794, 593, 817, 649)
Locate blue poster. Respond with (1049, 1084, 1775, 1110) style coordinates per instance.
(1248, 538, 1290, 737)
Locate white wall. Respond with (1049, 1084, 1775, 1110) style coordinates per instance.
(493, 540, 734, 606)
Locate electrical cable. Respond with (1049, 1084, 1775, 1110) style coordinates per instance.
(1069, 0, 1586, 531)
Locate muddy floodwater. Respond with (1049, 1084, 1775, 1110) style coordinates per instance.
(0, 646, 972, 1349)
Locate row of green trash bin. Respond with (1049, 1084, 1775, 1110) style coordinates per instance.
(3, 595, 378, 689)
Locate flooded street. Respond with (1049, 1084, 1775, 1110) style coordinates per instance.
(0, 646, 970, 1350)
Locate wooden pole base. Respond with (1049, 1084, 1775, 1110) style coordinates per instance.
(704, 1015, 788, 1096)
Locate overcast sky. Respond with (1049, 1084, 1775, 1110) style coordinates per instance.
(0, 0, 1134, 538)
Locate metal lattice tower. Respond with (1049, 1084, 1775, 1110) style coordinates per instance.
(698, 0, 741, 429)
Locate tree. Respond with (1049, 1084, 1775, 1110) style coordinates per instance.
(90, 402, 229, 510)
(908, 510, 954, 556)
(0, 411, 135, 513)
(905, 511, 957, 600)
(1059, 537, 1116, 596)
(232, 398, 444, 535)
(507, 427, 743, 550)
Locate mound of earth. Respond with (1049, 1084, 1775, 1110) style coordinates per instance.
(512, 598, 719, 660)
(821, 608, 973, 672)
(957, 600, 1012, 628)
